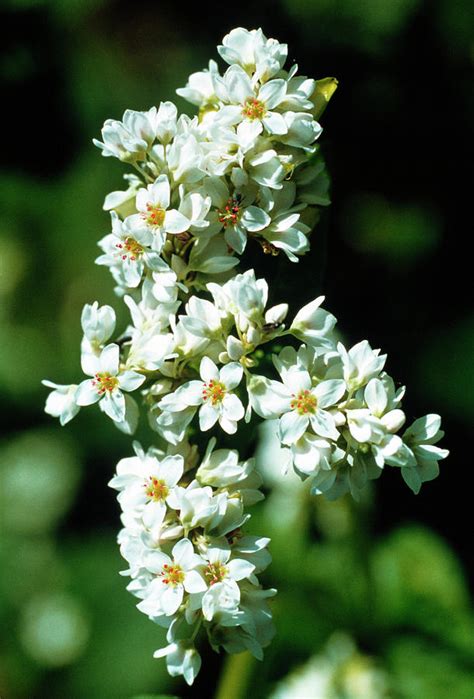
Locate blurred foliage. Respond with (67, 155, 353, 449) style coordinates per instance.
(1, 0, 473, 697)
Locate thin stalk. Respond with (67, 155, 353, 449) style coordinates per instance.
(215, 651, 256, 699)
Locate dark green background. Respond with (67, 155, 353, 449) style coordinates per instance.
(1, 1, 473, 697)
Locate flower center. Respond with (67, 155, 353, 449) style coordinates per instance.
(217, 196, 242, 229)
(159, 563, 184, 587)
(144, 476, 169, 502)
(202, 380, 226, 406)
(116, 237, 144, 261)
(242, 98, 267, 121)
(290, 389, 317, 415)
(204, 562, 228, 586)
(143, 203, 166, 227)
(92, 372, 119, 395)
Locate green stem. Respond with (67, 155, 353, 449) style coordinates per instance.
(215, 652, 255, 699)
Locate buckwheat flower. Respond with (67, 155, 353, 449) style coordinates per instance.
(290, 296, 337, 348)
(199, 546, 256, 622)
(75, 344, 145, 422)
(246, 148, 287, 189)
(176, 482, 222, 531)
(277, 64, 316, 111)
(103, 174, 142, 218)
(154, 640, 201, 686)
(108, 451, 184, 537)
(279, 111, 322, 151)
(81, 301, 116, 347)
(396, 414, 449, 493)
(290, 433, 333, 477)
(137, 538, 206, 617)
(179, 296, 224, 340)
(214, 65, 289, 146)
(93, 107, 158, 162)
(204, 176, 270, 254)
(96, 212, 165, 286)
(176, 59, 221, 110)
(159, 357, 245, 434)
(217, 27, 288, 83)
(251, 363, 346, 444)
(164, 131, 205, 185)
(135, 174, 190, 243)
(338, 340, 387, 392)
(257, 185, 311, 261)
(196, 438, 254, 488)
(42, 381, 80, 425)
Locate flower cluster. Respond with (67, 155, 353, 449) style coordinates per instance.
(109, 439, 274, 684)
(43, 27, 448, 685)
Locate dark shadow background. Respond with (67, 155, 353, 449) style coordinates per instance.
(1, 1, 473, 697)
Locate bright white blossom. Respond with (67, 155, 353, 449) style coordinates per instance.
(75, 344, 145, 422)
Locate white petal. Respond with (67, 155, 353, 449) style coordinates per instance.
(224, 225, 247, 254)
(75, 380, 101, 406)
(262, 111, 288, 135)
(102, 390, 126, 422)
(236, 119, 262, 147)
(310, 409, 339, 440)
(164, 209, 191, 234)
(99, 344, 120, 374)
(159, 455, 184, 486)
(118, 370, 145, 392)
(172, 538, 195, 567)
(142, 499, 166, 530)
(279, 411, 308, 444)
(227, 558, 255, 581)
(222, 393, 245, 422)
(258, 79, 287, 109)
(314, 379, 346, 409)
(220, 362, 243, 390)
(364, 378, 387, 417)
(199, 402, 219, 431)
(184, 570, 207, 594)
(150, 175, 170, 209)
(241, 206, 271, 232)
(161, 585, 183, 615)
(200, 356, 219, 383)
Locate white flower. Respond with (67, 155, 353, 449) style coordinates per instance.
(42, 381, 80, 425)
(257, 182, 311, 261)
(196, 438, 254, 487)
(215, 65, 289, 147)
(290, 296, 337, 348)
(176, 59, 221, 109)
(136, 174, 190, 243)
(137, 538, 206, 617)
(93, 107, 158, 162)
(199, 546, 256, 622)
(278, 370, 346, 444)
(154, 640, 201, 686)
(75, 344, 145, 422)
(81, 301, 116, 346)
(396, 414, 449, 493)
(217, 27, 288, 82)
(176, 482, 223, 531)
(108, 449, 184, 537)
(159, 357, 245, 434)
(251, 361, 345, 445)
(96, 212, 165, 286)
(204, 176, 270, 254)
(338, 340, 387, 392)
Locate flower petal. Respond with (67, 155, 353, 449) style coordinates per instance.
(220, 362, 243, 390)
(279, 410, 308, 444)
(314, 379, 346, 409)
